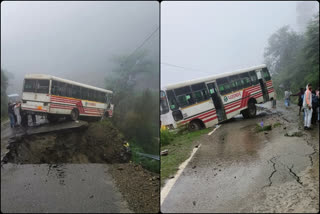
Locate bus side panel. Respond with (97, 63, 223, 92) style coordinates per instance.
(180, 100, 214, 121)
(203, 116, 219, 128)
(266, 80, 274, 100)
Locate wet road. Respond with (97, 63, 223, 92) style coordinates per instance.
(1, 164, 132, 213)
(161, 102, 319, 213)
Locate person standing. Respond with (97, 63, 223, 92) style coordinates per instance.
(272, 91, 277, 108)
(284, 89, 292, 107)
(14, 101, 22, 127)
(291, 88, 304, 115)
(7, 102, 15, 128)
(311, 90, 318, 125)
(303, 83, 313, 130)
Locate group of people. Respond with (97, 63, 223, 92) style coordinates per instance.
(7, 101, 36, 128)
(285, 83, 319, 130)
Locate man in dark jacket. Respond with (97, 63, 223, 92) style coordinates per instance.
(291, 88, 305, 115)
(8, 102, 15, 128)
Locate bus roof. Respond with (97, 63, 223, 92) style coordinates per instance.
(24, 74, 113, 94)
(163, 64, 267, 90)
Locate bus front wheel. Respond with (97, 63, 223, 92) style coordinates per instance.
(70, 109, 79, 121)
(189, 120, 201, 131)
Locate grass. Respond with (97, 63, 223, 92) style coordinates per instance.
(130, 141, 159, 174)
(255, 124, 272, 132)
(272, 122, 282, 128)
(160, 128, 211, 186)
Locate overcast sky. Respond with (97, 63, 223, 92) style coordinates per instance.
(161, 1, 318, 87)
(1, 1, 159, 94)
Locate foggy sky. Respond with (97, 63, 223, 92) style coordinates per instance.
(1, 1, 159, 94)
(161, 1, 318, 87)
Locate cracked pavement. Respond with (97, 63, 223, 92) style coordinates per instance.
(161, 102, 319, 213)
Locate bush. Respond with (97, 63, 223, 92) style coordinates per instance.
(255, 124, 272, 132)
(160, 129, 175, 146)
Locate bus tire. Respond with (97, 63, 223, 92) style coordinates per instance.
(241, 109, 249, 119)
(70, 109, 79, 121)
(189, 120, 201, 131)
(247, 101, 256, 118)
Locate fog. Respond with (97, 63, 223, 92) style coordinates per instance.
(161, 1, 318, 87)
(1, 1, 159, 94)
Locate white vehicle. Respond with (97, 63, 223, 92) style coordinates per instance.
(21, 74, 113, 122)
(160, 64, 274, 130)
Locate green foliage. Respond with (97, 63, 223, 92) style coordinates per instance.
(105, 51, 159, 170)
(160, 129, 175, 146)
(264, 14, 319, 98)
(272, 122, 282, 128)
(130, 141, 159, 173)
(1, 69, 9, 120)
(255, 124, 272, 132)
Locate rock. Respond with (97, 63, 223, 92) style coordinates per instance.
(195, 144, 199, 148)
(161, 149, 168, 156)
(117, 167, 124, 170)
(193, 201, 196, 206)
(89, 195, 94, 199)
(169, 175, 174, 179)
(192, 166, 196, 169)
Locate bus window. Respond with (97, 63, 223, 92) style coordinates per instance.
(167, 90, 179, 111)
(217, 77, 232, 95)
(239, 72, 251, 88)
(229, 75, 241, 91)
(23, 79, 37, 92)
(174, 86, 195, 107)
(36, 80, 50, 93)
(262, 68, 271, 81)
(191, 83, 209, 102)
(72, 85, 81, 99)
(249, 71, 258, 85)
(81, 88, 88, 100)
(160, 91, 170, 115)
(66, 84, 73, 97)
(59, 82, 67, 97)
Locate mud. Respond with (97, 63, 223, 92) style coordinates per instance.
(109, 163, 160, 213)
(3, 120, 131, 164)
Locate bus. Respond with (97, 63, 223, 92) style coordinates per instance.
(21, 74, 114, 122)
(160, 64, 274, 130)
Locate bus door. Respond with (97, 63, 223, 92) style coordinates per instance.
(206, 82, 226, 122)
(257, 70, 269, 102)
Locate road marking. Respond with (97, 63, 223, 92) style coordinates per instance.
(208, 124, 221, 136)
(161, 144, 201, 205)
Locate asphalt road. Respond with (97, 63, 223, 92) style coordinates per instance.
(161, 102, 319, 213)
(1, 118, 132, 213)
(1, 164, 132, 213)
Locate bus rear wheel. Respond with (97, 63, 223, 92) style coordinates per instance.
(70, 109, 79, 121)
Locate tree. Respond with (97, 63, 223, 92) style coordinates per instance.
(1, 69, 9, 119)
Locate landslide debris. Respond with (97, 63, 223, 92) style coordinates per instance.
(3, 120, 131, 164)
(109, 163, 160, 213)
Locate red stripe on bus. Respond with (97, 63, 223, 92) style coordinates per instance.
(181, 109, 216, 124)
(203, 115, 218, 123)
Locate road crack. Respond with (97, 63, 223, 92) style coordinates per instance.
(263, 157, 277, 188)
(287, 164, 303, 185)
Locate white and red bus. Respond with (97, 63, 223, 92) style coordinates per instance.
(21, 74, 113, 122)
(160, 64, 274, 130)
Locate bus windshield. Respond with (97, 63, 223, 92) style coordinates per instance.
(160, 91, 169, 115)
(23, 79, 50, 93)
